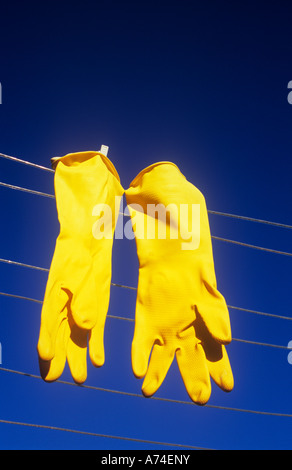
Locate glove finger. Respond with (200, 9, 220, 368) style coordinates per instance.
(88, 268, 112, 368)
(131, 330, 154, 379)
(37, 284, 69, 361)
(205, 342, 234, 392)
(195, 283, 231, 344)
(176, 338, 211, 405)
(141, 342, 175, 397)
(194, 312, 234, 391)
(89, 320, 105, 367)
(38, 318, 70, 382)
(71, 269, 99, 330)
(67, 323, 88, 384)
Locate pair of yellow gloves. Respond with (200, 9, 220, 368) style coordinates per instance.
(37, 150, 234, 405)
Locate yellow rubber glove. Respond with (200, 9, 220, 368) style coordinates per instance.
(125, 162, 234, 405)
(37, 151, 124, 383)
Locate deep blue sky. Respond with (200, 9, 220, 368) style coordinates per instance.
(0, 0, 292, 450)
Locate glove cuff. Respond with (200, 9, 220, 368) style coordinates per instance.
(129, 161, 185, 187)
(51, 150, 121, 182)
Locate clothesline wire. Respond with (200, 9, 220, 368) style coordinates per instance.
(0, 258, 50, 272)
(211, 236, 292, 257)
(0, 256, 291, 322)
(1, 366, 292, 419)
(0, 152, 55, 173)
(1, 181, 292, 257)
(225, 304, 292, 322)
(0, 417, 204, 450)
(1, 151, 292, 230)
(207, 210, 292, 230)
(0, 181, 55, 199)
(1, 289, 290, 322)
(0, 290, 290, 350)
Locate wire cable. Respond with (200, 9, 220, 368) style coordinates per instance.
(1, 178, 292, 255)
(1, 366, 292, 419)
(105, 315, 292, 350)
(0, 256, 291, 321)
(232, 337, 289, 350)
(227, 304, 292, 322)
(111, 282, 137, 291)
(0, 152, 54, 173)
(208, 210, 292, 230)
(0, 258, 49, 272)
(0, 255, 291, 321)
(211, 235, 292, 257)
(0, 292, 43, 304)
(0, 181, 55, 199)
(0, 290, 290, 350)
(0, 417, 205, 449)
(1, 289, 290, 322)
(1, 151, 291, 229)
